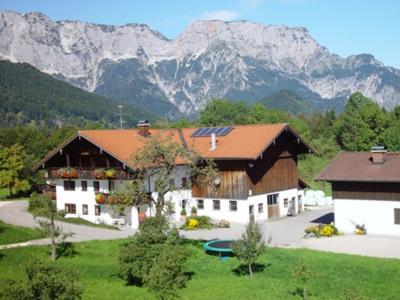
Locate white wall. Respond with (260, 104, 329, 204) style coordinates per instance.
(56, 179, 128, 225)
(335, 199, 400, 236)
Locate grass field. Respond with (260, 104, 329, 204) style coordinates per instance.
(0, 220, 45, 245)
(56, 217, 120, 230)
(0, 239, 399, 299)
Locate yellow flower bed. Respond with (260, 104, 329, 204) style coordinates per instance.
(187, 218, 199, 229)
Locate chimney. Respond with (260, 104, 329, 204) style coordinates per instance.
(137, 120, 150, 137)
(210, 132, 217, 150)
(371, 145, 386, 164)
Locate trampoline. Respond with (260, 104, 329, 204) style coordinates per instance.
(203, 239, 234, 257)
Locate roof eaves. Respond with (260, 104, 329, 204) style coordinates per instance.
(32, 133, 79, 172)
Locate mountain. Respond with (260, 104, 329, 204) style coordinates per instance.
(1, 10, 400, 116)
(0, 60, 156, 127)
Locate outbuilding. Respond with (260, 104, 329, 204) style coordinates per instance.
(317, 147, 400, 236)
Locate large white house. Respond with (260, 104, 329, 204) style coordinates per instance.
(317, 147, 400, 236)
(34, 122, 313, 229)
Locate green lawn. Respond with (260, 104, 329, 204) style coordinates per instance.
(0, 220, 45, 245)
(0, 239, 399, 299)
(56, 217, 119, 230)
(0, 188, 30, 201)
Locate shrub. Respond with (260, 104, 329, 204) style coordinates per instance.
(146, 244, 189, 300)
(320, 224, 337, 237)
(119, 216, 181, 286)
(180, 208, 187, 216)
(187, 218, 199, 229)
(0, 257, 83, 300)
(218, 220, 230, 228)
(182, 215, 213, 230)
(304, 224, 338, 238)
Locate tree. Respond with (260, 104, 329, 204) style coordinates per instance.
(119, 216, 188, 298)
(232, 221, 265, 276)
(146, 244, 188, 300)
(0, 257, 83, 300)
(29, 193, 72, 261)
(111, 131, 218, 217)
(199, 99, 250, 126)
(335, 92, 389, 151)
(0, 144, 30, 197)
(293, 259, 313, 300)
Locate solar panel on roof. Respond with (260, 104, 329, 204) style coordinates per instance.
(191, 126, 233, 137)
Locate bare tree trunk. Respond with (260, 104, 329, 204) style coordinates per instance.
(248, 264, 253, 277)
(303, 285, 307, 300)
(50, 215, 56, 261)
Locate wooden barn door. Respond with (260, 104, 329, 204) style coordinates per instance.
(267, 194, 279, 219)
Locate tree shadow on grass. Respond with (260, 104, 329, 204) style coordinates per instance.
(0, 252, 4, 260)
(232, 263, 270, 276)
(288, 287, 316, 299)
(54, 242, 79, 259)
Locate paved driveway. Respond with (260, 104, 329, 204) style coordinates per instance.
(0, 201, 134, 246)
(182, 207, 334, 246)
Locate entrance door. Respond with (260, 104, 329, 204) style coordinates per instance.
(249, 205, 254, 222)
(267, 194, 279, 219)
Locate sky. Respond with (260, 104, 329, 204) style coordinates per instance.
(1, 0, 399, 68)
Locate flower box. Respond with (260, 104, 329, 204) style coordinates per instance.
(95, 193, 106, 204)
(92, 168, 105, 179)
(105, 169, 117, 179)
(57, 168, 78, 179)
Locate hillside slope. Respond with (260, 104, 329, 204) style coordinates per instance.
(0, 60, 156, 127)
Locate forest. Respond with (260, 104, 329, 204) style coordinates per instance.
(1, 92, 400, 196)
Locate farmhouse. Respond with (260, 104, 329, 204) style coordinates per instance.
(317, 147, 400, 236)
(33, 122, 313, 228)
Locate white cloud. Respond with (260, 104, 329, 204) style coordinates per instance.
(200, 10, 240, 21)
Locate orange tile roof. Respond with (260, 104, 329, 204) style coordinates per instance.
(33, 123, 312, 171)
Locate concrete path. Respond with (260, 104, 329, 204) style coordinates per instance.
(295, 234, 400, 259)
(181, 207, 334, 246)
(0, 201, 135, 245)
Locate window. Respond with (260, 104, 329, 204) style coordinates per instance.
(284, 198, 288, 208)
(95, 205, 101, 216)
(82, 204, 88, 215)
(267, 194, 278, 205)
(197, 199, 204, 210)
(93, 181, 100, 192)
(395, 208, 400, 225)
(64, 181, 75, 191)
(181, 199, 186, 208)
(258, 203, 264, 213)
(169, 178, 175, 186)
(229, 201, 237, 211)
(213, 200, 220, 210)
(181, 177, 188, 188)
(108, 180, 114, 191)
(65, 203, 76, 214)
(81, 181, 87, 191)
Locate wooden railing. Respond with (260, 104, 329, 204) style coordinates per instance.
(47, 167, 132, 180)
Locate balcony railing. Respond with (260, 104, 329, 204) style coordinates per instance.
(47, 167, 132, 180)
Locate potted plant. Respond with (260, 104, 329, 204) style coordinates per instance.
(92, 168, 105, 179)
(105, 168, 117, 179)
(180, 208, 187, 220)
(354, 224, 366, 235)
(191, 206, 197, 216)
(95, 193, 106, 204)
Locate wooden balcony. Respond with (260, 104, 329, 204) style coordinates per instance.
(47, 167, 132, 180)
